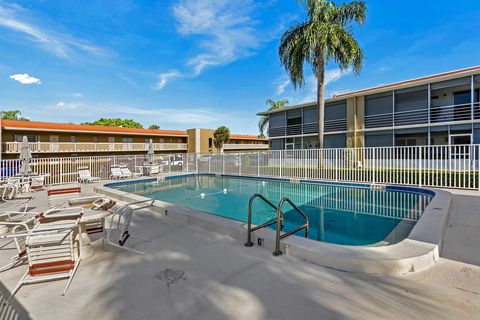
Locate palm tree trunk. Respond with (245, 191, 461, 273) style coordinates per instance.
(316, 57, 325, 149)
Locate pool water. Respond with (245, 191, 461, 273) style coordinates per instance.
(113, 175, 433, 246)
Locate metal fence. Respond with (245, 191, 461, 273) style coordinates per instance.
(1, 144, 479, 190)
(197, 145, 480, 190)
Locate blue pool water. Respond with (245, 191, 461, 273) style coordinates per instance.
(111, 175, 433, 246)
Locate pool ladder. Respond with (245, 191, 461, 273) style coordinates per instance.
(245, 193, 309, 256)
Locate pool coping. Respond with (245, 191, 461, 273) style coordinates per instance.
(95, 174, 452, 275)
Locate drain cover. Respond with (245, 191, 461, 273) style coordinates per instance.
(156, 268, 186, 285)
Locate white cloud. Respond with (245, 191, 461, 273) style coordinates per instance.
(9, 73, 41, 84)
(0, 4, 105, 59)
(284, 68, 352, 104)
(72, 93, 83, 97)
(275, 76, 290, 95)
(56, 101, 79, 109)
(155, 0, 263, 90)
(155, 70, 183, 90)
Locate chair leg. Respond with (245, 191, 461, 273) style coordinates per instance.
(8, 270, 28, 302)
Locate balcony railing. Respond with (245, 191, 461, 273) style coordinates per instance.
(223, 143, 269, 150)
(269, 119, 346, 137)
(3, 142, 188, 153)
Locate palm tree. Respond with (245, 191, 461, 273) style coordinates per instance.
(279, 0, 366, 148)
(258, 99, 289, 137)
(213, 126, 230, 154)
(1, 110, 29, 121)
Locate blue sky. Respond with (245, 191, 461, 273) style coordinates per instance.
(1, 0, 479, 134)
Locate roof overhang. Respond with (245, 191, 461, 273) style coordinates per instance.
(258, 65, 480, 116)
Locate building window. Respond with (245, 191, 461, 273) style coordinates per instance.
(93, 136, 98, 143)
(123, 137, 133, 143)
(70, 135, 77, 143)
(324, 134, 346, 148)
(286, 109, 302, 126)
(365, 130, 393, 147)
(271, 139, 284, 150)
(208, 138, 213, 148)
(303, 136, 319, 149)
(394, 128, 428, 147)
(15, 135, 39, 142)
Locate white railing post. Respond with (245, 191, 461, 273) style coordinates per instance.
(335, 149, 339, 182)
(372, 148, 376, 185)
(239, 153, 242, 176)
(222, 153, 225, 174)
(208, 154, 211, 173)
(257, 151, 260, 177)
(419, 146, 423, 187)
(279, 150, 283, 177)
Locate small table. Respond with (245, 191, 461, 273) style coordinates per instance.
(77, 208, 113, 260)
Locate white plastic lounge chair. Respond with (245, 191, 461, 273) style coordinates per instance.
(0, 210, 39, 272)
(78, 167, 100, 184)
(5, 210, 83, 299)
(47, 185, 83, 208)
(149, 165, 160, 175)
(30, 175, 45, 191)
(110, 166, 127, 179)
(1, 178, 29, 201)
(119, 166, 142, 179)
(104, 200, 154, 255)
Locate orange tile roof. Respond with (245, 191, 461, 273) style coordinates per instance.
(1, 120, 188, 136)
(230, 134, 267, 141)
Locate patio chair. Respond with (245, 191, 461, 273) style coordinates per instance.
(47, 185, 83, 208)
(110, 166, 127, 179)
(30, 175, 46, 191)
(119, 166, 142, 179)
(78, 167, 100, 184)
(1, 178, 30, 201)
(0, 209, 39, 272)
(104, 200, 154, 255)
(5, 210, 83, 299)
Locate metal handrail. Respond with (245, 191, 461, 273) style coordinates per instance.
(244, 193, 283, 247)
(273, 198, 309, 256)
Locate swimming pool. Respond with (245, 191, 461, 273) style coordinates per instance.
(110, 174, 433, 246)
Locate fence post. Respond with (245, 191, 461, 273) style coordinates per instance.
(372, 148, 375, 185)
(60, 158, 63, 185)
(335, 149, 339, 182)
(239, 153, 242, 176)
(208, 154, 211, 173)
(185, 154, 188, 173)
(257, 152, 260, 177)
(419, 146, 423, 187)
(222, 153, 225, 174)
(303, 150, 307, 179)
(280, 150, 283, 177)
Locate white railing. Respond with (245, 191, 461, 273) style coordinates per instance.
(1, 145, 479, 189)
(197, 145, 480, 190)
(0, 153, 197, 185)
(3, 142, 187, 153)
(223, 143, 269, 150)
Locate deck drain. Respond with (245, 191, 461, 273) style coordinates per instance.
(156, 268, 186, 285)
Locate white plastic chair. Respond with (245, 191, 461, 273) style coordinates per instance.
(78, 167, 100, 184)
(104, 200, 154, 255)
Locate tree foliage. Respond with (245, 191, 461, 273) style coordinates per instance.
(258, 99, 289, 137)
(279, 0, 366, 148)
(82, 118, 143, 128)
(148, 124, 160, 130)
(213, 126, 230, 153)
(1, 110, 30, 121)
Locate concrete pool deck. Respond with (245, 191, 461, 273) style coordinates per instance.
(0, 180, 479, 319)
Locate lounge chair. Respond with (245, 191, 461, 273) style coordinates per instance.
(104, 200, 154, 255)
(30, 175, 46, 191)
(4, 210, 83, 299)
(119, 166, 142, 179)
(110, 166, 127, 179)
(0, 209, 39, 272)
(78, 167, 100, 184)
(1, 178, 30, 201)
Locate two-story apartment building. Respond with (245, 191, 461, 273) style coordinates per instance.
(259, 66, 480, 150)
(0, 120, 268, 159)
